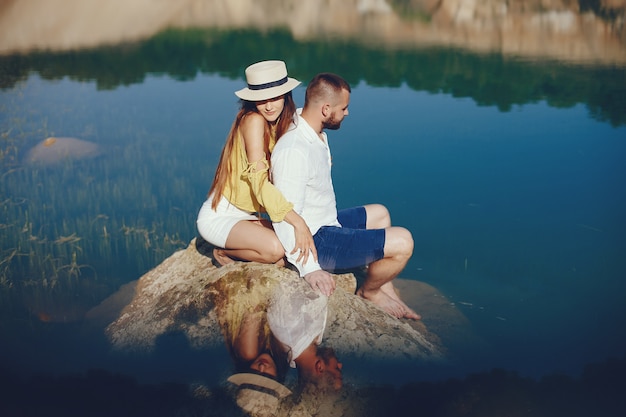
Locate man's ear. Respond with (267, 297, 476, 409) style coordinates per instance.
(321, 103, 330, 118)
(314, 358, 325, 375)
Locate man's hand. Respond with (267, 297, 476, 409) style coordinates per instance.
(304, 270, 336, 297)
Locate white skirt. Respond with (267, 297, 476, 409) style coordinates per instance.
(196, 194, 259, 248)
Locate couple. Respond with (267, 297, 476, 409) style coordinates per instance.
(197, 60, 419, 321)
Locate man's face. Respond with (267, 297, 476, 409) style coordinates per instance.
(323, 89, 350, 130)
(324, 354, 343, 390)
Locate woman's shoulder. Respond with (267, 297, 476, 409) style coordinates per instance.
(240, 111, 266, 131)
(240, 112, 267, 144)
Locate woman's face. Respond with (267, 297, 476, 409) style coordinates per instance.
(255, 95, 285, 123)
(249, 352, 278, 378)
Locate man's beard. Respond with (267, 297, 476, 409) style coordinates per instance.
(323, 113, 342, 130)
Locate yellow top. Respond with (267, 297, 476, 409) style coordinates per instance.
(222, 128, 293, 222)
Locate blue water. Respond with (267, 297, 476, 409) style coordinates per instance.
(317, 81, 625, 383)
(2, 65, 626, 388)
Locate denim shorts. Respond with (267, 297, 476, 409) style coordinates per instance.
(313, 206, 385, 272)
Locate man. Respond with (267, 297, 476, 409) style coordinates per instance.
(271, 72, 420, 320)
(266, 276, 343, 391)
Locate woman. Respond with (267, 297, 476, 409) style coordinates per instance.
(197, 60, 316, 266)
(209, 266, 290, 382)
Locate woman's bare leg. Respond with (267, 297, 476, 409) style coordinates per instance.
(216, 219, 285, 265)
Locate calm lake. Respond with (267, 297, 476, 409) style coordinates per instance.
(1, 6, 626, 416)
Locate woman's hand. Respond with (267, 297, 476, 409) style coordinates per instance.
(284, 210, 318, 264)
(291, 223, 317, 264)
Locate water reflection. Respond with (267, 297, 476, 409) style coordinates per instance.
(267, 276, 343, 391)
(211, 279, 293, 415)
(209, 251, 344, 415)
(2, 29, 624, 126)
(208, 265, 290, 380)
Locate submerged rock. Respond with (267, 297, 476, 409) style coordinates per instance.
(24, 137, 102, 166)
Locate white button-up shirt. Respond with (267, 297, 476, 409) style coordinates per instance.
(271, 113, 340, 276)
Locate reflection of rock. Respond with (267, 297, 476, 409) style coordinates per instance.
(0, 0, 623, 64)
(24, 137, 102, 166)
(103, 238, 449, 363)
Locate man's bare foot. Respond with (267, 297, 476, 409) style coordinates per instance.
(357, 287, 406, 319)
(212, 248, 235, 267)
(380, 282, 421, 320)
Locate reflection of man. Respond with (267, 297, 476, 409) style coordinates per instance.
(313, 346, 343, 391)
(267, 277, 343, 390)
(271, 73, 420, 320)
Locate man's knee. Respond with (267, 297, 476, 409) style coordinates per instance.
(366, 204, 391, 228)
(397, 227, 414, 256)
(385, 227, 413, 258)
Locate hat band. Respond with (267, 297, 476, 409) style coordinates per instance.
(248, 76, 288, 91)
(239, 383, 280, 398)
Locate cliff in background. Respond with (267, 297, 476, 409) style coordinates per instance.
(1, 0, 624, 64)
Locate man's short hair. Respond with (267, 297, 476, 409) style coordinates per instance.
(304, 73, 351, 106)
(317, 346, 337, 364)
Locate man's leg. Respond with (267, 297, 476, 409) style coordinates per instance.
(363, 203, 391, 229)
(359, 205, 421, 320)
(317, 206, 420, 319)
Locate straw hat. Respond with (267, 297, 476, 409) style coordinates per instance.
(235, 60, 301, 102)
(228, 372, 292, 415)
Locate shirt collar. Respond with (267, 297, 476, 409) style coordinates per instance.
(295, 112, 328, 147)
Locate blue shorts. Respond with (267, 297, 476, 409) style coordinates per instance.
(313, 206, 385, 272)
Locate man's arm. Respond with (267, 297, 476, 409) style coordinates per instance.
(271, 145, 322, 276)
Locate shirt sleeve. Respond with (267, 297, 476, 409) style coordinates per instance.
(267, 276, 328, 367)
(242, 158, 294, 222)
(271, 146, 322, 276)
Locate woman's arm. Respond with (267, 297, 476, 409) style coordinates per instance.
(282, 209, 317, 264)
(240, 114, 317, 264)
(233, 309, 263, 362)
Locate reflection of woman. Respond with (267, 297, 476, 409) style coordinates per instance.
(229, 304, 287, 379)
(209, 270, 289, 382)
(197, 60, 316, 267)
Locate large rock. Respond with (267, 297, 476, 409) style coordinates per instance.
(104, 238, 445, 363)
(97, 238, 492, 416)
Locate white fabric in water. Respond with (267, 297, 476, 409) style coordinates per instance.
(267, 277, 328, 367)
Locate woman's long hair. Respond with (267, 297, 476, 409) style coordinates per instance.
(208, 92, 296, 209)
(208, 266, 290, 383)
